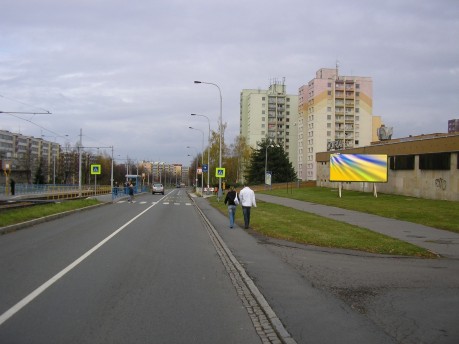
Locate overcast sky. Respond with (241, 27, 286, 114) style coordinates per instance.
(1, 0, 458, 166)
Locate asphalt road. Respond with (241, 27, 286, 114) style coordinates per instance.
(0, 190, 262, 344)
(2, 189, 459, 344)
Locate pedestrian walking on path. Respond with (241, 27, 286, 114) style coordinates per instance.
(239, 184, 256, 229)
(128, 183, 134, 202)
(224, 186, 239, 228)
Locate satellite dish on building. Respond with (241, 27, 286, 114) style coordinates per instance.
(377, 125, 393, 141)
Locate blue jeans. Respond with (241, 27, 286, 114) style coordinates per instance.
(228, 205, 236, 228)
(242, 206, 251, 228)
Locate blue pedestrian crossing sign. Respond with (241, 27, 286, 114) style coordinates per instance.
(215, 167, 225, 178)
(91, 164, 101, 175)
(202, 164, 208, 172)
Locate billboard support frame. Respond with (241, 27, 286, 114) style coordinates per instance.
(338, 182, 378, 198)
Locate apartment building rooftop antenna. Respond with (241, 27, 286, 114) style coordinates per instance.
(336, 60, 340, 80)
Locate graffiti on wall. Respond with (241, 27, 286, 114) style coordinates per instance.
(435, 178, 447, 191)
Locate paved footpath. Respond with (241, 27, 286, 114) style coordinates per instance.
(256, 193, 459, 259)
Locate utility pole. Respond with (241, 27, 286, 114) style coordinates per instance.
(79, 128, 83, 197)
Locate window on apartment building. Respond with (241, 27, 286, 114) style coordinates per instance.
(355, 140, 359, 145)
(262, 97, 265, 100)
(262, 117, 265, 121)
(355, 108, 360, 113)
(355, 116, 359, 121)
(286, 98, 290, 102)
(262, 111, 265, 114)
(356, 92, 360, 97)
(327, 107, 331, 112)
(356, 84, 360, 89)
(328, 91, 332, 96)
(327, 123, 331, 128)
(261, 131, 265, 135)
(327, 131, 331, 136)
(327, 82, 332, 87)
(327, 114, 331, 120)
(419, 152, 451, 170)
(390, 155, 415, 170)
(262, 124, 265, 128)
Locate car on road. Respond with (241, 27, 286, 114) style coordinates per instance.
(152, 183, 164, 195)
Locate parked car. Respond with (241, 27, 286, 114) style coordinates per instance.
(152, 183, 164, 195)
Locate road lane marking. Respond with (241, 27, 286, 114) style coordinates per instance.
(0, 201, 160, 326)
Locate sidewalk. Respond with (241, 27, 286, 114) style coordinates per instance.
(193, 196, 397, 344)
(255, 193, 459, 259)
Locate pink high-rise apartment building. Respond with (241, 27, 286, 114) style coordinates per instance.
(298, 68, 380, 180)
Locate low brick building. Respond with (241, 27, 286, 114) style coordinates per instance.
(316, 133, 459, 201)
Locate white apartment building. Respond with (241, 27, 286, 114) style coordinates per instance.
(298, 68, 381, 180)
(240, 79, 299, 173)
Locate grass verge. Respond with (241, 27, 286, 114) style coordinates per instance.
(0, 199, 101, 228)
(261, 187, 459, 233)
(210, 197, 436, 258)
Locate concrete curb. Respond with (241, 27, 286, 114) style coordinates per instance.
(190, 193, 297, 344)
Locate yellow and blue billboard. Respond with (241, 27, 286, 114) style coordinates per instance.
(330, 154, 388, 182)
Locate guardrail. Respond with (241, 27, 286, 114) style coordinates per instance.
(0, 184, 113, 200)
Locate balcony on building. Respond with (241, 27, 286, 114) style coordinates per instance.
(345, 82, 354, 91)
(345, 115, 354, 122)
(335, 107, 344, 115)
(345, 133, 354, 139)
(345, 108, 354, 114)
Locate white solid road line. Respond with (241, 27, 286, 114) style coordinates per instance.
(0, 202, 159, 326)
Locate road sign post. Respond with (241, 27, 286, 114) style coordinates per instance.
(91, 164, 101, 196)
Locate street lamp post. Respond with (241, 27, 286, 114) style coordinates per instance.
(265, 139, 279, 189)
(189, 126, 204, 197)
(187, 152, 198, 189)
(191, 113, 211, 195)
(194, 80, 223, 200)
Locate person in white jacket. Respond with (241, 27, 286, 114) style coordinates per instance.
(238, 184, 257, 229)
